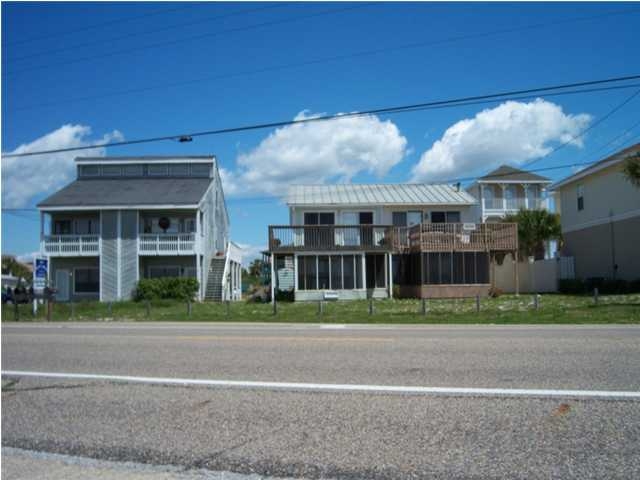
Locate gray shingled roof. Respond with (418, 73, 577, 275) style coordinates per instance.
(479, 165, 551, 183)
(287, 184, 477, 206)
(38, 178, 211, 208)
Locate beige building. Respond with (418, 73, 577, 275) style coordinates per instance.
(550, 143, 640, 281)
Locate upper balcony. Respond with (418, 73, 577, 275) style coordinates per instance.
(269, 225, 395, 253)
(269, 223, 518, 254)
(138, 233, 197, 255)
(42, 235, 100, 256)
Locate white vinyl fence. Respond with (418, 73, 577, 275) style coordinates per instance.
(494, 256, 575, 293)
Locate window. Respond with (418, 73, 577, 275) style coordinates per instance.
(366, 254, 386, 289)
(430, 211, 461, 223)
(318, 256, 330, 289)
(577, 184, 584, 211)
(80, 165, 100, 177)
(170, 164, 189, 176)
(74, 268, 99, 293)
(421, 252, 489, 285)
(343, 255, 355, 289)
(190, 164, 211, 177)
(430, 212, 446, 223)
(359, 212, 373, 224)
(148, 164, 169, 176)
(76, 219, 98, 234)
(392, 212, 407, 226)
(330, 256, 342, 289)
(526, 186, 538, 209)
(182, 218, 196, 233)
(505, 185, 518, 209)
(303, 212, 335, 225)
(298, 254, 362, 290)
(102, 165, 121, 176)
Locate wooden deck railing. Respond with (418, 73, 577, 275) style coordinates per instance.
(394, 223, 517, 252)
(269, 223, 517, 253)
(269, 225, 395, 252)
(42, 235, 100, 256)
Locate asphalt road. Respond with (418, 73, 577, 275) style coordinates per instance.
(3, 322, 640, 479)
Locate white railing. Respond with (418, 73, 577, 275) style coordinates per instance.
(485, 197, 542, 211)
(42, 235, 100, 256)
(138, 233, 196, 255)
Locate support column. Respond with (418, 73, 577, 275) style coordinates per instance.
(500, 184, 507, 211)
(196, 255, 202, 301)
(270, 254, 276, 304)
(523, 184, 529, 210)
(514, 251, 519, 296)
(388, 253, 393, 299)
(479, 184, 485, 221)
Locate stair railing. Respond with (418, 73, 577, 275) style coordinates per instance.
(220, 242, 232, 301)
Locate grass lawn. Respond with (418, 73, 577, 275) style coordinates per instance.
(2, 294, 640, 324)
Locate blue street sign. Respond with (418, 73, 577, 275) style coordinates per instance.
(33, 258, 48, 291)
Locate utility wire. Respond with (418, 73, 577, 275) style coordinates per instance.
(4, 4, 198, 47)
(9, 7, 640, 112)
(521, 88, 640, 170)
(4, 3, 289, 64)
(3, 3, 376, 76)
(3, 74, 640, 159)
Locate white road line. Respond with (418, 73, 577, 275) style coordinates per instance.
(3, 370, 640, 399)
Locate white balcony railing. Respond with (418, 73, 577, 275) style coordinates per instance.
(42, 235, 100, 256)
(138, 233, 196, 255)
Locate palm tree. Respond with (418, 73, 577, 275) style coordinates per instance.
(622, 152, 640, 188)
(503, 209, 562, 260)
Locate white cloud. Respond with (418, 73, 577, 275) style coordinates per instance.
(2, 124, 123, 208)
(16, 251, 39, 264)
(411, 99, 591, 182)
(223, 111, 408, 196)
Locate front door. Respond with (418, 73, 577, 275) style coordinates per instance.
(55, 269, 70, 302)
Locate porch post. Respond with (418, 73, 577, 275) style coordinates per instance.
(523, 184, 529, 209)
(479, 184, 485, 220)
(514, 251, 519, 296)
(388, 253, 393, 299)
(196, 255, 202, 301)
(40, 211, 45, 252)
(500, 184, 507, 211)
(270, 254, 276, 304)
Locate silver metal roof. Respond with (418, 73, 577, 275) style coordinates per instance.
(287, 184, 477, 206)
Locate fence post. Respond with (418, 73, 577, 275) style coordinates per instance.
(14, 301, 19, 322)
(593, 287, 599, 306)
(533, 294, 539, 310)
(272, 296, 277, 316)
(108, 302, 112, 317)
(46, 299, 52, 322)
(226, 300, 230, 317)
(187, 300, 192, 316)
(145, 300, 151, 318)
(475, 295, 480, 313)
(368, 299, 373, 316)
(421, 298, 427, 316)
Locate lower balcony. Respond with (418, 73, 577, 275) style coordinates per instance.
(138, 233, 197, 255)
(42, 235, 100, 256)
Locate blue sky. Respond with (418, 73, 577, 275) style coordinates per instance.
(2, 2, 639, 262)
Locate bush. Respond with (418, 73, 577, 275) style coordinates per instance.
(275, 289, 294, 302)
(135, 277, 199, 301)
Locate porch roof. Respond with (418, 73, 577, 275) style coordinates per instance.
(38, 177, 211, 209)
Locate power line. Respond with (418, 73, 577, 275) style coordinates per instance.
(4, 4, 199, 47)
(10, 7, 640, 112)
(3, 74, 640, 159)
(3, 3, 376, 77)
(522, 88, 640, 170)
(3, 3, 289, 65)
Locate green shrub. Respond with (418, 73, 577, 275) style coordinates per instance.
(558, 279, 586, 294)
(135, 277, 199, 301)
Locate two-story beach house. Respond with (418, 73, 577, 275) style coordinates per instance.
(466, 165, 551, 223)
(37, 156, 242, 302)
(550, 143, 640, 281)
(268, 184, 518, 301)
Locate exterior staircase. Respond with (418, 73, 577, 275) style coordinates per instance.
(205, 257, 226, 301)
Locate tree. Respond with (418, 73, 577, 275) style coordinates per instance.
(248, 258, 265, 277)
(622, 152, 640, 188)
(503, 209, 562, 261)
(1, 255, 31, 281)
